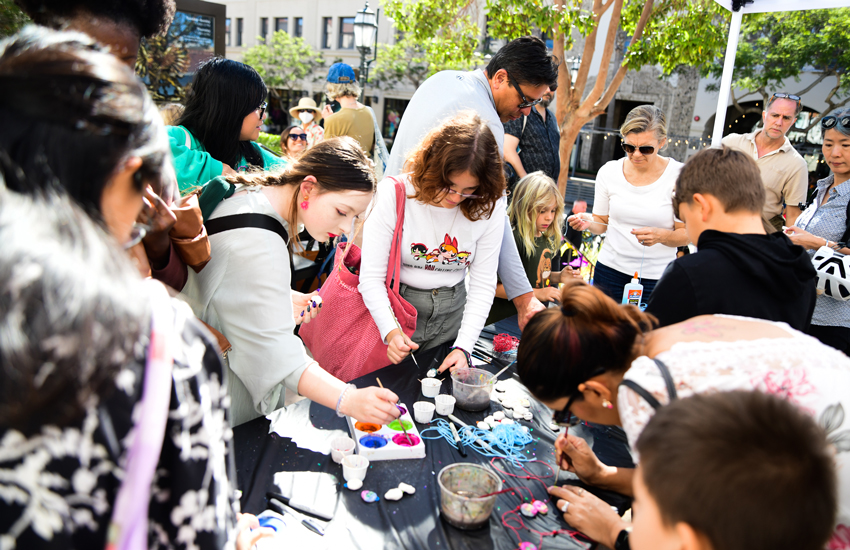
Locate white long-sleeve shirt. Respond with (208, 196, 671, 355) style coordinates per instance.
(181, 187, 310, 426)
(359, 175, 506, 352)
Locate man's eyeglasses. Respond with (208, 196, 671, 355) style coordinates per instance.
(506, 71, 544, 110)
(621, 142, 656, 156)
(821, 115, 850, 130)
(288, 134, 308, 141)
(255, 101, 268, 119)
(770, 92, 802, 104)
(443, 188, 481, 199)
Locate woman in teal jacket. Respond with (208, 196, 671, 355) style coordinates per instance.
(168, 58, 286, 194)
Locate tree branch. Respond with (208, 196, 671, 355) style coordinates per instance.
(571, 0, 601, 104)
(795, 71, 831, 97)
(580, 0, 622, 113)
(596, 0, 653, 112)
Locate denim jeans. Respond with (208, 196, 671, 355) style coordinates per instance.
(400, 280, 467, 350)
(593, 261, 658, 307)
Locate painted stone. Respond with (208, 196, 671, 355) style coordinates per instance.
(360, 490, 379, 503)
(519, 543, 537, 550)
(426, 368, 438, 378)
(520, 503, 537, 517)
(345, 479, 363, 491)
(532, 500, 549, 514)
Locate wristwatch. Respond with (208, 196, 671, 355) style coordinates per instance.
(614, 528, 631, 550)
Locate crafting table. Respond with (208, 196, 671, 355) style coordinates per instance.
(234, 318, 631, 549)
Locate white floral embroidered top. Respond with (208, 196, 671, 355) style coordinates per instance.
(618, 315, 850, 544)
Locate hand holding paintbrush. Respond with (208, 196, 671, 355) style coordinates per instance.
(376, 378, 412, 443)
(387, 306, 420, 366)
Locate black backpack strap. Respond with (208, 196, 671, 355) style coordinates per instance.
(618, 358, 678, 411)
(206, 213, 293, 272)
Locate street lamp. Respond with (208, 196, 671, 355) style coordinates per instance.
(568, 56, 582, 83)
(354, 1, 379, 97)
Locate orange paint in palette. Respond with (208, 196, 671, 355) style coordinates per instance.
(346, 402, 426, 461)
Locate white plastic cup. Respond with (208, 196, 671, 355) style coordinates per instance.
(421, 378, 442, 398)
(331, 436, 356, 464)
(435, 394, 456, 416)
(413, 401, 436, 423)
(342, 455, 369, 482)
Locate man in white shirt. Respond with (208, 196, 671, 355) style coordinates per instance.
(721, 93, 809, 230)
(386, 36, 559, 329)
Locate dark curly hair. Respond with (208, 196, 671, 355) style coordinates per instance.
(404, 112, 505, 222)
(14, 0, 176, 39)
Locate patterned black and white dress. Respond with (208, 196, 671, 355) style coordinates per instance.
(0, 298, 238, 550)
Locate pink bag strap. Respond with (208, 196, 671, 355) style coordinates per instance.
(386, 177, 406, 292)
(105, 281, 175, 550)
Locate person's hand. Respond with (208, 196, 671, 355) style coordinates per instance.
(437, 348, 469, 373)
(234, 513, 275, 550)
(222, 163, 237, 176)
(630, 226, 670, 247)
(533, 286, 561, 303)
(513, 292, 546, 331)
(387, 329, 419, 364)
(555, 433, 608, 486)
(785, 225, 824, 250)
(322, 104, 335, 119)
(140, 186, 177, 269)
(341, 386, 401, 424)
(547, 485, 629, 548)
(565, 267, 583, 279)
(567, 213, 594, 231)
(292, 291, 321, 325)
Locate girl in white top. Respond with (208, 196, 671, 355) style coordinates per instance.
(568, 105, 688, 303)
(182, 137, 400, 427)
(360, 113, 508, 373)
(516, 280, 850, 549)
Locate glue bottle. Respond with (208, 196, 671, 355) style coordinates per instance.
(621, 272, 643, 307)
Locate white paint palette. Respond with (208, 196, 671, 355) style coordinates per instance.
(346, 403, 426, 461)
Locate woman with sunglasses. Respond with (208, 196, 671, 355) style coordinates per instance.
(515, 279, 850, 549)
(280, 125, 309, 163)
(568, 105, 689, 305)
(359, 113, 507, 374)
(785, 108, 850, 354)
(168, 58, 285, 194)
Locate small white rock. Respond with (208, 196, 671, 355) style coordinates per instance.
(484, 415, 495, 424)
(523, 412, 534, 421)
(494, 380, 509, 392)
(345, 479, 363, 491)
(398, 482, 416, 495)
(501, 418, 515, 425)
(519, 398, 531, 408)
(384, 488, 404, 501)
(493, 411, 506, 421)
(426, 368, 438, 378)
(522, 426, 530, 433)
(476, 421, 490, 430)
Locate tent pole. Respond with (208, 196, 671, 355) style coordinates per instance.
(711, 9, 743, 147)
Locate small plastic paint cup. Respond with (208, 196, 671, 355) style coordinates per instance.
(421, 378, 441, 398)
(342, 455, 369, 482)
(435, 394, 456, 415)
(331, 436, 356, 464)
(413, 401, 436, 423)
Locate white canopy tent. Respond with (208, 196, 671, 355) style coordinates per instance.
(710, 0, 850, 146)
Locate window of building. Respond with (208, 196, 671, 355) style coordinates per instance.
(226, 18, 231, 47)
(338, 17, 354, 49)
(275, 17, 288, 34)
(321, 17, 333, 49)
(294, 17, 303, 38)
(260, 17, 268, 42)
(236, 18, 243, 46)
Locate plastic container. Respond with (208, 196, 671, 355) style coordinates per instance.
(621, 272, 644, 307)
(435, 394, 456, 415)
(342, 455, 369, 482)
(331, 436, 356, 464)
(437, 463, 502, 529)
(413, 401, 436, 423)
(451, 368, 494, 411)
(421, 378, 441, 397)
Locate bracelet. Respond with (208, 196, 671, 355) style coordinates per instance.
(335, 383, 356, 417)
(450, 346, 472, 366)
(614, 529, 631, 550)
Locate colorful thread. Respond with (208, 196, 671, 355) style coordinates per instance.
(493, 334, 520, 353)
(419, 418, 533, 466)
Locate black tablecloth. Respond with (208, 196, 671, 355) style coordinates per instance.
(234, 318, 629, 550)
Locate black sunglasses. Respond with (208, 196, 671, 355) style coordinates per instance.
(770, 92, 801, 104)
(288, 133, 308, 141)
(621, 142, 655, 155)
(506, 71, 543, 110)
(821, 115, 850, 130)
(551, 367, 607, 427)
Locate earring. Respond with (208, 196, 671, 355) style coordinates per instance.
(602, 399, 614, 410)
(300, 194, 309, 210)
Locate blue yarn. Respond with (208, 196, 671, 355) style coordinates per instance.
(420, 418, 533, 466)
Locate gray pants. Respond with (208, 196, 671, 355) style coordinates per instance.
(400, 280, 467, 350)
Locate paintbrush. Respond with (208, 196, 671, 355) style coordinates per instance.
(388, 306, 419, 367)
(376, 377, 411, 443)
(488, 362, 513, 383)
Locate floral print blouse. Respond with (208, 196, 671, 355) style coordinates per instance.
(0, 298, 238, 550)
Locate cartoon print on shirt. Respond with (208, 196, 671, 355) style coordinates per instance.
(456, 251, 471, 266)
(438, 234, 459, 264)
(410, 243, 428, 260)
(536, 249, 553, 287)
